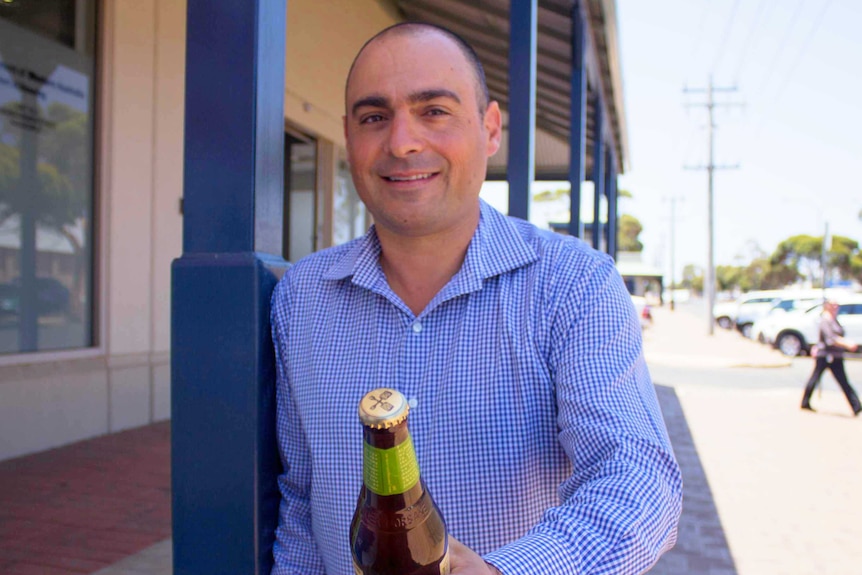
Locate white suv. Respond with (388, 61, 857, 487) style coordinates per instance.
(713, 290, 784, 332)
(750, 292, 836, 342)
(770, 294, 862, 356)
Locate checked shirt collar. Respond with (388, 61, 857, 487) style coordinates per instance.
(321, 200, 539, 317)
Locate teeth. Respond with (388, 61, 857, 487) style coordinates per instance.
(387, 174, 432, 181)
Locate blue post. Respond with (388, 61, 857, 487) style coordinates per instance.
(606, 149, 618, 258)
(568, 0, 587, 238)
(592, 100, 604, 250)
(507, 0, 537, 220)
(171, 1, 287, 574)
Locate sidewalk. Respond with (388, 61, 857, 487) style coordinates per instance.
(0, 303, 858, 574)
(645, 304, 862, 574)
(0, 423, 171, 575)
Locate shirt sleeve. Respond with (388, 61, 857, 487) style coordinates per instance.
(484, 256, 683, 574)
(270, 277, 327, 575)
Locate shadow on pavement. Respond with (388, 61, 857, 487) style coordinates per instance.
(651, 385, 738, 575)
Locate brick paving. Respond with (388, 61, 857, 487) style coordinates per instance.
(650, 385, 737, 575)
(0, 422, 171, 575)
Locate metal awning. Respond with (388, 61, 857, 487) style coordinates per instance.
(397, 0, 628, 181)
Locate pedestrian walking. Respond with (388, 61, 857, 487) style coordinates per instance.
(801, 300, 862, 416)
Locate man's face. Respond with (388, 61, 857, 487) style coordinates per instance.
(344, 30, 501, 239)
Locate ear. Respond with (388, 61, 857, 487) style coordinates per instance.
(483, 101, 502, 157)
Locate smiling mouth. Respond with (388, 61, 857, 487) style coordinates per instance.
(382, 173, 436, 182)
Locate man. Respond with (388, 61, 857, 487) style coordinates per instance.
(800, 300, 862, 416)
(271, 23, 682, 574)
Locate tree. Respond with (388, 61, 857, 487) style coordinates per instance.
(828, 235, 862, 284)
(770, 234, 822, 286)
(531, 186, 645, 252)
(0, 101, 91, 319)
(681, 264, 703, 294)
(617, 214, 643, 252)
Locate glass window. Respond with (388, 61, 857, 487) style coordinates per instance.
(284, 130, 316, 262)
(838, 304, 862, 316)
(0, 0, 97, 354)
(332, 149, 367, 246)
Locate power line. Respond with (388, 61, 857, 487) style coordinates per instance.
(749, 0, 834, 145)
(772, 0, 835, 104)
(731, 0, 769, 83)
(684, 0, 715, 83)
(710, 0, 742, 75)
(756, 0, 807, 94)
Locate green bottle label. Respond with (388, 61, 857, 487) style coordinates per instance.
(363, 436, 420, 496)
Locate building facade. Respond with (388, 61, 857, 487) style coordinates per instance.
(0, 0, 626, 461)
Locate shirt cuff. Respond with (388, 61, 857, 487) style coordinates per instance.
(483, 526, 609, 575)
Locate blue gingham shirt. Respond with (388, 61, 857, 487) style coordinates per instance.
(271, 200, 682, 575)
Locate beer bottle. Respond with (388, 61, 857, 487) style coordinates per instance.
(350, 388, 450, 575)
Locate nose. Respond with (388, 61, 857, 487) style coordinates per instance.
(386, 112, 423, 158)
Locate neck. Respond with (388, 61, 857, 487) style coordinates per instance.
(376, 213, 478, 316)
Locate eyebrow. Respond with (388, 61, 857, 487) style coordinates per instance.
(350, 89, 462, 117)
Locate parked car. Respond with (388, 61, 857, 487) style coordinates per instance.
(749, 293, 830, 342)
(769, 294, 862, 356)
(713, 290, 784, 331)
(0, 277, 71, 317)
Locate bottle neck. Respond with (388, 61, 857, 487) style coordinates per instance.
(362, 421, 424, 507)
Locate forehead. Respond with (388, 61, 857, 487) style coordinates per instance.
(347, 30, 475, 103)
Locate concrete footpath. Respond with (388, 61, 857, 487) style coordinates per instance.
(645, 304, 862, 575)
(0, 303, 859, 574)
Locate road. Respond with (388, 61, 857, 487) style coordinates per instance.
(645, 300, 862, 392)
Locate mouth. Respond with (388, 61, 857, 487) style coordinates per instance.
(381, 172, 438, 183)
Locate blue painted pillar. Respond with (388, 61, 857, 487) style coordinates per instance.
(568, 0, 587, 238)
(507, 0, 537, 220)
(606, 149, 618, 259)
(171, 1, 287, 574)
(592, 100, 604, 250)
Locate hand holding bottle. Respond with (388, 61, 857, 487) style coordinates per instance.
(448, 536, 501, 575)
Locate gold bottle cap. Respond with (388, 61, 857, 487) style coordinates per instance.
(359, 388, 409, 429)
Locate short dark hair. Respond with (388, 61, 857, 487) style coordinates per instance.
(346, 22, 491, 114)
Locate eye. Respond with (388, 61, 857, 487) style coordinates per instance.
(425, 107, 448, 117)
(359, 113, 386, 125)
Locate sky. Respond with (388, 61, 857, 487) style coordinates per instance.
(614, 0, 862, 284)
(482, 0, 862, 286)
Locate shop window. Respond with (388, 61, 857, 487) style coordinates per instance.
(332, 148, 367, 246)
(0, 0, 97, 354)
(284, 130, 317, 262)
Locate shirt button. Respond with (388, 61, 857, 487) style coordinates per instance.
(412, 322, 423, 334)
(408, 397, 418, 409)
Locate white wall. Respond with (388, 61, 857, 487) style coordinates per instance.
(0, 0, 185, 461)
(0, 0, 399, 462)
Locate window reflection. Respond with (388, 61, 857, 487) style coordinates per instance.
(333, 149, 367, 246)
(285, 131, 317, 263)
(0, 1, 96, 354)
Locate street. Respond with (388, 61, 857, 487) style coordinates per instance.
(646, 302, 862, 391)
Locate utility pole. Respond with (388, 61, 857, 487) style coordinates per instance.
(684, 77, 741, 335)
(821, 221, 829, 295)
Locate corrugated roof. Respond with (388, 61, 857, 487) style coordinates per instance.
(397, 0, 628, 180)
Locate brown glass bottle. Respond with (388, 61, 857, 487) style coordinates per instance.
(350, 388, 450, 575)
